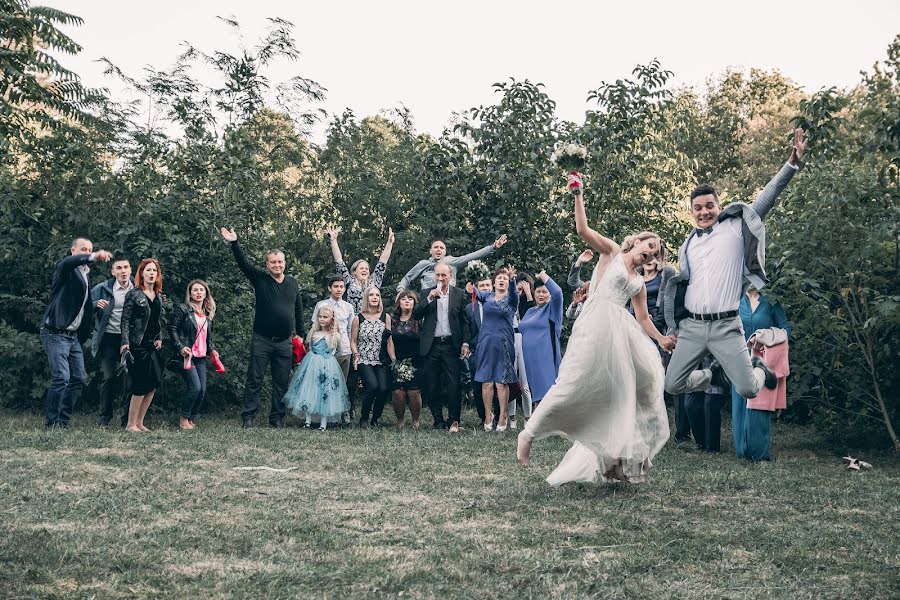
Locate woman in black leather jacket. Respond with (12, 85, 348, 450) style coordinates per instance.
(120, 258, 163, 432)
(169, 279, 218, 430)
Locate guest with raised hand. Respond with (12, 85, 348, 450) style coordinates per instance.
(169, 279, 220, 430)
(397, 234, 509, 292)
(90, 254, 133, 427)
(351, 287, 393, 428)
(120, 258, 164, 433)
(390, 291, 423, 428)
(519, 269, 564, 408)
(474, 266, 519, 431)
(219, 227, 305, 429)
(414, 263, 471, 432)
(283, 305, 351, 430)
(566, 284, 589, 321)
(567, 249, 593, 289)
(326, 225, 394, 314)
(40, 237, 112, 428)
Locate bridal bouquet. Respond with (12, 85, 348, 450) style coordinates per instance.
(392, 358, 416, 383)
(464, 260, 491, 284)
(550, 143, 588, 190)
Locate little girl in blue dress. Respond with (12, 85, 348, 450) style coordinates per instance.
(283, 306, 350, 430)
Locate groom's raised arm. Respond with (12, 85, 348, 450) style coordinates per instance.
(752, 128, 808, 220)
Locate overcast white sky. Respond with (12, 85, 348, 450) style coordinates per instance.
(49, 0, 900, 141)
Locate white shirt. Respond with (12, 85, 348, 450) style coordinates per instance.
(67, 266, 90, 331)
(684, 218, 744, 314)
(434, 291, 451, 337)
(312, 298, 353, 356)
(105, 280, 133, 334)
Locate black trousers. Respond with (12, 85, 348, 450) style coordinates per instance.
(358, 364, 389, 424)
(467, 355, 485, 424)
(686, 391, 725, 451)
(97, 334, 129, 424)
(241, 333, 292, 423)
(424, 339, 461, 426)
(672, 392, 692, 441)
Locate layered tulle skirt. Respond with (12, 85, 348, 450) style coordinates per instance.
(283, 353, 350, 422)
(523, 298, 669, 485)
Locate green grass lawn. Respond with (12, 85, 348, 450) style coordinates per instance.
(0, 408, 897, 599)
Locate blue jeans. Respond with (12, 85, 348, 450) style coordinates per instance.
(40, 328, 86, 427)
(180, 357, 208, 421)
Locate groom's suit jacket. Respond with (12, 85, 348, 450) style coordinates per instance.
(662, 162, 800, 331)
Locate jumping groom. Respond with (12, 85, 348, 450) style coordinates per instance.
(663, 128, 807, 402)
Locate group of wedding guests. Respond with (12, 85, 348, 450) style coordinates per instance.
(38, 128, 806, 482)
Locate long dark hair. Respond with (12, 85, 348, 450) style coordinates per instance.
(392, 290, 419, 332)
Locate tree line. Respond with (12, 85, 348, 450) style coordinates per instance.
(1, 3, 897, 448)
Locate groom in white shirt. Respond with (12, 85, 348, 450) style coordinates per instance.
(664, 128, 807, 400)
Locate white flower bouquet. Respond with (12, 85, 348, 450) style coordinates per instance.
(550, 143, 588, 192)
(464, 260, 491, 284)
(392, 358, 416, 383)
(550, 143, 588, 172)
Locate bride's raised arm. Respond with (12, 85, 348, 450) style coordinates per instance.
(571, 173, 619, 256)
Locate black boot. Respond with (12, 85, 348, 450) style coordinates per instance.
(751, 357, 778, 390)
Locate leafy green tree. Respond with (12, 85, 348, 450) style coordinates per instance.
(0, 0, 107, 151)
(769, 40, 900, 448)
(581, 60, 695, 254)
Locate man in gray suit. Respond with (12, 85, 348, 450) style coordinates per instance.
(396, 235, 508, 292)
(663, 128, 807, 401)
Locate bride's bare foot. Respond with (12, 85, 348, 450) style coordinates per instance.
(138, 424, 150, 432)
(517, 432, 532, 466)
(125, 425, 143, 433)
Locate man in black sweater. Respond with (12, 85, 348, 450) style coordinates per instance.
(220, 227, 305, 428)
(41, 237, 112, 428)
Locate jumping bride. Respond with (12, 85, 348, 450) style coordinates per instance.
(517, 172, 675, 484)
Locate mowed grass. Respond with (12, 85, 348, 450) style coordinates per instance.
(0, 407, 897, 600)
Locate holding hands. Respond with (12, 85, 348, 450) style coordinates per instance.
(657, 335, 677, 353)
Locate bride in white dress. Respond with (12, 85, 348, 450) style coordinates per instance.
(517, 173, 676, 484)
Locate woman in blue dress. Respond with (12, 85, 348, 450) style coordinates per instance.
(519, 270, 564, 407)
(732, 286, 791, 460)
(283, 305, 350, 430)
(475, 266, 519, 431)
